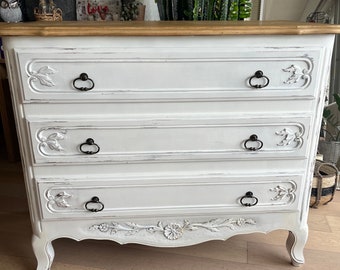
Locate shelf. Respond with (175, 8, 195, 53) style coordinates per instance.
(0, 20, 340, 36)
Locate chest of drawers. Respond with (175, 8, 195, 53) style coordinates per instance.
(1, 21, 339, 270)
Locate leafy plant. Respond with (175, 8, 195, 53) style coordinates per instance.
(213, 0, 229, 20)
(121, 0, 141, 21)
(238, 0, 252, 20)
(323, 93, 340, 141)
(156, 0, 252, 21)
(227, 0, 238, 20)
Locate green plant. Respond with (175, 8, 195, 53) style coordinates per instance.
(238, 0, 252, 20)
(227, 0, 238, 20)
(213, 0, 229, 20)
(121, 0, 140, 21)
(323, 93, 340, 141)
(156, 0, 252, 21)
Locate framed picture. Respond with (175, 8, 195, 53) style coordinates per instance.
(76, 0, 121, 21)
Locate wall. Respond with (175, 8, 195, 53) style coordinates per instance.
(261, 0, 310, 21)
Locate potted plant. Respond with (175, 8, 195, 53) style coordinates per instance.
(121, 0, 145, 21)
(156, 0, 252, 21)
(319, 93, 340, 169)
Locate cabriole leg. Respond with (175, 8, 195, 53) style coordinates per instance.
(32, 234, 55, 270)
(286, 228, 308, 267)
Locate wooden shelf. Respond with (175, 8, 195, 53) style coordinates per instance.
(0, 20, 340, 37)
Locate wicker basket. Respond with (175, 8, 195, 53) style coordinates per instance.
(310, 160, 338, 208)
(34, 8, 62, 22)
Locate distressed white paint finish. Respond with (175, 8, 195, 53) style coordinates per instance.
(29, 117, 309, 164)
(3, 34, 335, 270)
(16, 47, 317, 101)
(38, 176, 300, 219)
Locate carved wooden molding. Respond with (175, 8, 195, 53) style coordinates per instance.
(282, 64, 311, 86)
(37, 128, 66, 154)
(275, 128, 303, 147)
(270, 182, 297, 203)
(90, 218, 256, 240)
(28, 65, 56, 87)
(47, 191, 72, 208)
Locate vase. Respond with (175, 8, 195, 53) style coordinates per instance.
(318, 140, 340, 168)
(318, 140, 340, 190)
(0, 0, 23, 22)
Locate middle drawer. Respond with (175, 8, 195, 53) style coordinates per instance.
(29, 116, 311, 164)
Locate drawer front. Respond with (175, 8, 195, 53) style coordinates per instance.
(29, 116, 311, 164)
(38, 174, 301, 219)
(15, 47, 320, 101)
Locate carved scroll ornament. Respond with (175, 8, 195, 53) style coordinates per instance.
(90, 217, 256, 241)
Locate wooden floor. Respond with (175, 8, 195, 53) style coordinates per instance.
(1, 155, 340, 270)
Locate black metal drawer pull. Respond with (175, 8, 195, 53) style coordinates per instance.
(240, 191, 259, 207)
(249, 70, 270, 89)
(244, 134, 263, 151)
(79, 138, 100, 155)
(73, 73, 95, 91)
(85, 196, 104, 212)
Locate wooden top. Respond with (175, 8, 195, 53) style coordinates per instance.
(0, 20, 340, 37)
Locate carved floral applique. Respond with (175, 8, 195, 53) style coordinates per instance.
(90, 218, 256, 240)
(270, 182, 297, 203)
(275, 128, 303, 147)
(37, 129, 66, 153)
(29, 66, 56, 87)
(282, 64, 311, 85)
(48, 191, 72, 208)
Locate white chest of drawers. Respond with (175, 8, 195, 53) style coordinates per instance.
(1, 21, 339, 270)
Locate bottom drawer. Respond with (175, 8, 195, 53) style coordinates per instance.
(38, 174, 302, 219)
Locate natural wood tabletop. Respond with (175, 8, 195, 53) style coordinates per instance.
(0, 20, 340, 36)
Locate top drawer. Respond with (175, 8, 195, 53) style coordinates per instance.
(15, 46, 320, 101)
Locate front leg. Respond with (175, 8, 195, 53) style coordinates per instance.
(32, 234, 55, 270)
(286, 227, 308, 267)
